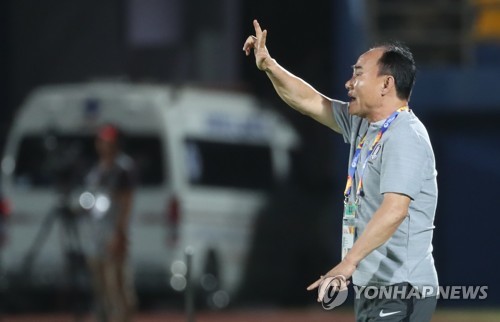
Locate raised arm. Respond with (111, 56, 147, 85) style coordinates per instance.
(243, 20, 342, 134)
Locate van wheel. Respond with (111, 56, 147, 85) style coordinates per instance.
(199, 249, 230, 309)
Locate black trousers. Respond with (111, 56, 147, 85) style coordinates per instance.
(354, 283, 437, 322)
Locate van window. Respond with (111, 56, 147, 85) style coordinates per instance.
(185, 139, 273, 190)
(13, 134, 165, 188)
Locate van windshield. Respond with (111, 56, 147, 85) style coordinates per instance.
(185, 139, 273, 190)
(14, 134, 165, 188)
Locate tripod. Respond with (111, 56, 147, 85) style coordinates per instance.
(21, 192, 88, 320)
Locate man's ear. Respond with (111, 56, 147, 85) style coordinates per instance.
(381, 75, 395, 96)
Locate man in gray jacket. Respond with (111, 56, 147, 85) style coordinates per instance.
(243, 20, 438, 321)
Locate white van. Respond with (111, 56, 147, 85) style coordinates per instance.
(0, 82, 299, 305)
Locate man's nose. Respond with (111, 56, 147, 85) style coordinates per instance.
(345, 78, 353, 90)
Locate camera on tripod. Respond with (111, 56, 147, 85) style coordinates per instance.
(22, 129, 95, 274)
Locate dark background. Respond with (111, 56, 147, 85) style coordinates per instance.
(1, 0, 500, 310)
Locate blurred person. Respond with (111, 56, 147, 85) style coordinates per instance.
(243, 20, 438, 321)
(84, 124, 137, 322)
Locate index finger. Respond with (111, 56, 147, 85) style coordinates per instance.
(253, 19, 263, 38)
(307, 277, 322, 291)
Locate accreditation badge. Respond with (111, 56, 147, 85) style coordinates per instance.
(341, 202, 357, 260)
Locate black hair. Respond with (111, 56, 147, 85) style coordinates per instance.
(375, 42, 416, 100)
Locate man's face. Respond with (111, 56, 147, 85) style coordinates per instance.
(345, 48, 386, 118)
(96, 138, 117, 159)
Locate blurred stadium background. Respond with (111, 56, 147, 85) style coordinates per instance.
(1, 0, 500, 321)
